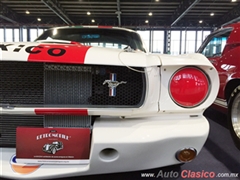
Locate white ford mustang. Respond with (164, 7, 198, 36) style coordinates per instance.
(0, 26, 219, 179)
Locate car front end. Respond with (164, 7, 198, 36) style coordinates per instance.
(0, 27, 219, 179)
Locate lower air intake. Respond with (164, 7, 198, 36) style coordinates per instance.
(44, 115, 92, 128)
(0, 115, 91, 147)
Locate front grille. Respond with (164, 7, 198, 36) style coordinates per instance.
(0, 61, 146, 147)
(0, 62, 146, 107)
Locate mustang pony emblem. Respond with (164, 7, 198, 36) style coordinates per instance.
(103, 73, 127, 97)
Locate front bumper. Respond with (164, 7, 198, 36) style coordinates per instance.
(0, 115, 209, 180)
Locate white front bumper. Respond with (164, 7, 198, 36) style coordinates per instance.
(0, 115, 209, 180)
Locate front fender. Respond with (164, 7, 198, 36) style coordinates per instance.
(157, 53, 213, 67)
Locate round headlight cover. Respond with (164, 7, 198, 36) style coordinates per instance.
(169, 67, 210, 108)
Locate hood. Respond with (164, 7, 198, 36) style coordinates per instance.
(156, 53, 213, 67)
(0, 42, 161, 67)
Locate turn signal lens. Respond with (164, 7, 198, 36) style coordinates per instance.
(169, 67, 209, 108)
(176, 148, 197, 162)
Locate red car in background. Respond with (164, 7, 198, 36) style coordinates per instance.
(198, 22, 240, 150)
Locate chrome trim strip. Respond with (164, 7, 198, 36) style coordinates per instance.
(214, 98, 227, 108)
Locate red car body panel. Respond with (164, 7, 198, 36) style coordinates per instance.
(198, 23, 240, 151)
(198, 23, 240, 106)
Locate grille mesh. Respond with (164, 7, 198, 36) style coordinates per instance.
(0, 61, 145, 147)
(0, 115, 43, 147)
(44, 64, 92, 105)
(0, 62, 44, 104)
(90, 66, 145, 106)
(0, 62, 145, 107)
(44, 115, 91, 128)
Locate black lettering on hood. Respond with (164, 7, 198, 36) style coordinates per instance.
(0, 44, 14, 51)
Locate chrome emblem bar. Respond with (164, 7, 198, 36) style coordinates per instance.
(103, 73, 127, 97)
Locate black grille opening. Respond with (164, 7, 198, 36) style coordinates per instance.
(0, 62, 44, 104)
(0, 115, 44, 147)
(0, 62, 146, 147)
(0, 62, 146, 107)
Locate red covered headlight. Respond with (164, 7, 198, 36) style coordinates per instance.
(169, 67, 210, 108)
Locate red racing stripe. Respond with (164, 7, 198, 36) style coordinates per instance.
(35, 109, 88, 115)
(27, 43, 91, 64)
